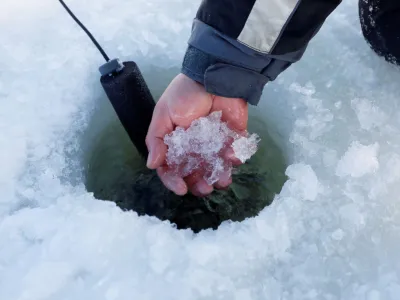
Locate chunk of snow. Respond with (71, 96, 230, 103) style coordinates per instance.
(285, 163, 320, 201)
(336, 142, 379, 178)
(351, 98, 387, 130)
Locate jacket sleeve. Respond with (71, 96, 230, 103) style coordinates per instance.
(181, 0, 342, 105)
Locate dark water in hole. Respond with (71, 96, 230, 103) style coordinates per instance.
(82, 67, 288, 232)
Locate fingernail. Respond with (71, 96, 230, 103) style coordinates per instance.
(225, 149, 236, 160)
(215, 176, 232, 189)
(196, 181, 213, 195)
(175, 182, 188, 196)
(224, 149, 242, 166)
(146, 151, 152, 168)
(170, 177, 188, 196)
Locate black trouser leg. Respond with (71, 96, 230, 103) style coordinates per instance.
(359, 0, 400, 65)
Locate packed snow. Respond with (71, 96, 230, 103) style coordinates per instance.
(1, 0, 400, 299)
(164, 111, 260, 185)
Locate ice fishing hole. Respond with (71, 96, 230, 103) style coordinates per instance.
(82, 67, 288, 233)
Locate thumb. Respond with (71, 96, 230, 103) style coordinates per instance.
(146, 137, 168, 169)
(145, 102, 174, 169)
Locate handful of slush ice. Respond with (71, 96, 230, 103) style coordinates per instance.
(163, 111, 260, 184)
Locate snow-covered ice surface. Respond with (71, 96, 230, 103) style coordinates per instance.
(1, 0, 400, 299)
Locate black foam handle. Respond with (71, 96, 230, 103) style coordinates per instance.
(100, 61, 156, 159)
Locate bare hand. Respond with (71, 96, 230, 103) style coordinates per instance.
(145, 73, 248, 196)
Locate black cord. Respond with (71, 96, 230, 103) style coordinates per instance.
(58, 0, 110, 62)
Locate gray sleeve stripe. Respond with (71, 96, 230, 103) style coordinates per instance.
(238, 0, 301, 53)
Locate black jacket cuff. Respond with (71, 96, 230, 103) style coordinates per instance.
(182, 45, 269, 105)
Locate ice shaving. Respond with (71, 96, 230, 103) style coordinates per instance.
(164, 111, 260, 185)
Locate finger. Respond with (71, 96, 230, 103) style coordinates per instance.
(185, 171, 214, 197)
(193, 179, 214, 197)
(184, 171, 203, 195)
(146, 137, 167, 169)
(214, 170, 232, 189)
(157, 166, 188, 196)
(145, 102, 174, 169)
(222, 147, 243, 166)
(211, 96, 248, 131)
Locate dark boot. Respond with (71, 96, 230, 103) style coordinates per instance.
(359, 0, 400, 65)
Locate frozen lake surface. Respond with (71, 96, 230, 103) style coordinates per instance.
(1, 0, 400, 299)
